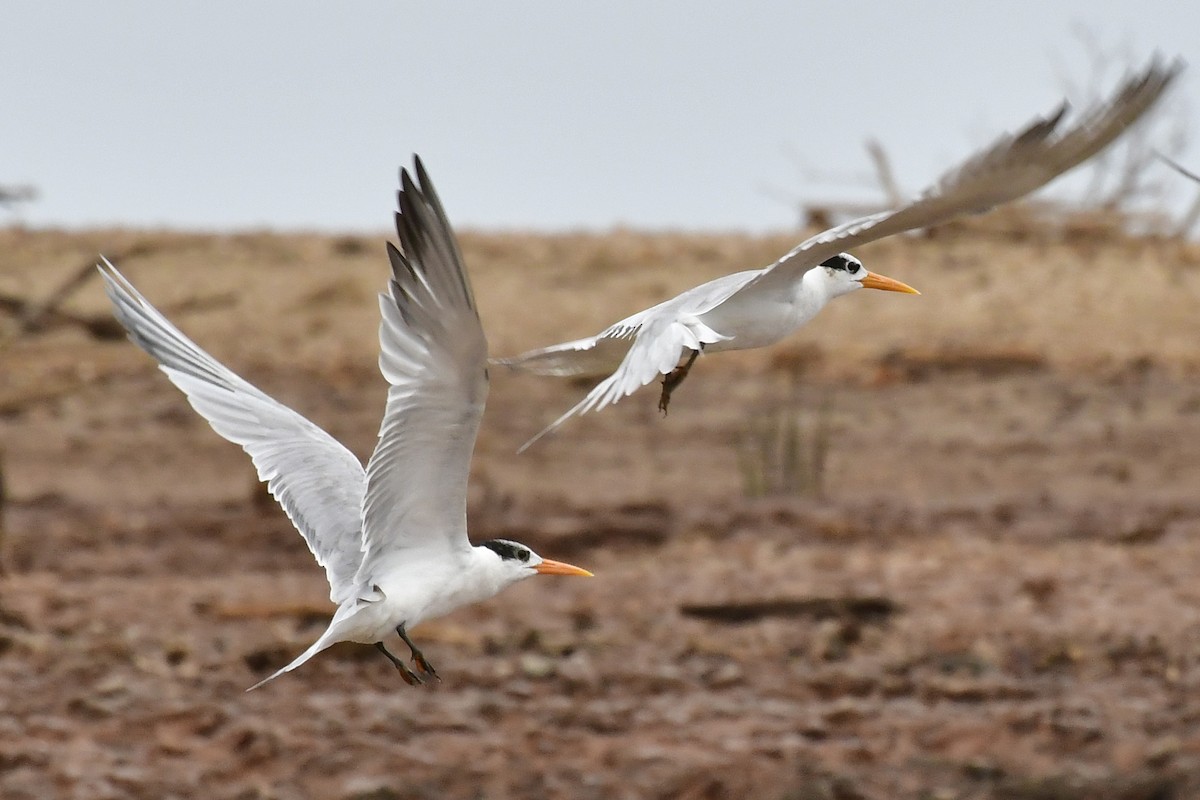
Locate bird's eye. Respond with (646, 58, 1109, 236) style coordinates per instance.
(518, 549, 530, 562)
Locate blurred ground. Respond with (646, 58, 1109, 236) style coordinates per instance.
(3, 219, 1200, 799)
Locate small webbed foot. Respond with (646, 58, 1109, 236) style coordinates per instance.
(397, 624, 441, 682)
(376, 641, 423, 686)
(658, 348, 700, 415)
(412, 651, 440, 681)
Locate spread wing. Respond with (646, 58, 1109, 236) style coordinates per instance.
(516, 271, 751, 452)
(739, 56, 1182, 298)
(98, 261, 366, 603)
(354, 157, 488, 586)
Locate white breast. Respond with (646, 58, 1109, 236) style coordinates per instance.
(696, 267, 831, 352)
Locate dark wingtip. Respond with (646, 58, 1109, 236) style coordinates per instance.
(1046, 101, 1069, 126)
(1145, 52, 1185, 82)
(413, 154, 430, 189)
(399, 166, 418, 198)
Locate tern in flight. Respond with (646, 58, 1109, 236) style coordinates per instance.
(99, 158, 593, 690)
(501, 57, 1181, 452)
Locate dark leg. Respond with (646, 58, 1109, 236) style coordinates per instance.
(397, 624, 440, 681)
(376, 641, 423, 686)
(659, 348, 700, 414)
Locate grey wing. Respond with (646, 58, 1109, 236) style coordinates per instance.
(491, 335, 634, 378)
(354, 158, 488, 586)
(516, 272, 753, 452)
(98, 261, 366, 603)
(741, 56, 1182, 297)
(492, 287, 691, 382)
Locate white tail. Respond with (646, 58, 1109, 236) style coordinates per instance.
(493, 336, 631, 378)
(245, 633, 338, 692)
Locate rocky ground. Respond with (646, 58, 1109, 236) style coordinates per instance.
(3, 221, 1200, 799)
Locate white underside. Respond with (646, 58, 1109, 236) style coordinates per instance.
(248, 544, 518, 690)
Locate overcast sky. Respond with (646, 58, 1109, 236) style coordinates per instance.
(3, 1, 1197, 233)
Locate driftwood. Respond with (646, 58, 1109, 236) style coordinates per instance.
(679, 596, 898, 624)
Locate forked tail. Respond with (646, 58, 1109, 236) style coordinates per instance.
(516, 390, 599, 454)
(493, 335, 630, 378)
(245, 633, 338, 692)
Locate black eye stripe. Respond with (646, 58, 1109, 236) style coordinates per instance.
(819, 254, 859, 273)
(481, 539, 531, 562)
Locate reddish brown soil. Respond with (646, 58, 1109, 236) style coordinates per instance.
(3, 223, 1200, 799)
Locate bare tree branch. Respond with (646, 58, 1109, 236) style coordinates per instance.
(1158, 152, 1200, 184)
(864, 138, 904, 208)
(1158, 153, 1200, 237)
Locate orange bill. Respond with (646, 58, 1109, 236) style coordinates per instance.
(860, 271, 920, 294)
(535, 559, 594, 577)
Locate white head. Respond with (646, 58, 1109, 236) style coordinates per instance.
(478, 539, 593, 590)
(812, 253, 920, 300)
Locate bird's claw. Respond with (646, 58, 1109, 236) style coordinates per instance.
(377, 641, 424, 686)
(657, 384, 672, 415)
(659, 349, 699, 415)
(413, 653, 441, 681)
(395, 625, 440, 682)
(394, 661, 425, 686)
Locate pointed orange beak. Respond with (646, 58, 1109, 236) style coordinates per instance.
(534, 559, 594, 577)
(860, 271, 920, 294)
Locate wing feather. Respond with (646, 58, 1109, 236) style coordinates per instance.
(517, 313, 727, 452)
(355, 158, 488, 585)
(98, 261, 366, 603)
(740, 56, 1182, 297)
(512, 57, 1180, 450)
(491, 335, 635, 378)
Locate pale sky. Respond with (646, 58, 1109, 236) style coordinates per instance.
(3, 1, 1197, 233)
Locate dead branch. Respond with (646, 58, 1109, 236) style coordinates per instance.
(0, 292, 126, 340)
(24, 244, 160, 331)
(865, 138, 904, 208)
(1158, 153, 1200, 184)
(1157, 154, 1200, 238)
(20, 262, 108, 332)
(1176, 197, 1200, 240)
(1053, 28, 1189, 224)
(0, 243, 164, 341)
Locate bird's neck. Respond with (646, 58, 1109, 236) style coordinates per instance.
(464, 545, 521, 599)
(792, 268, 834, 324)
